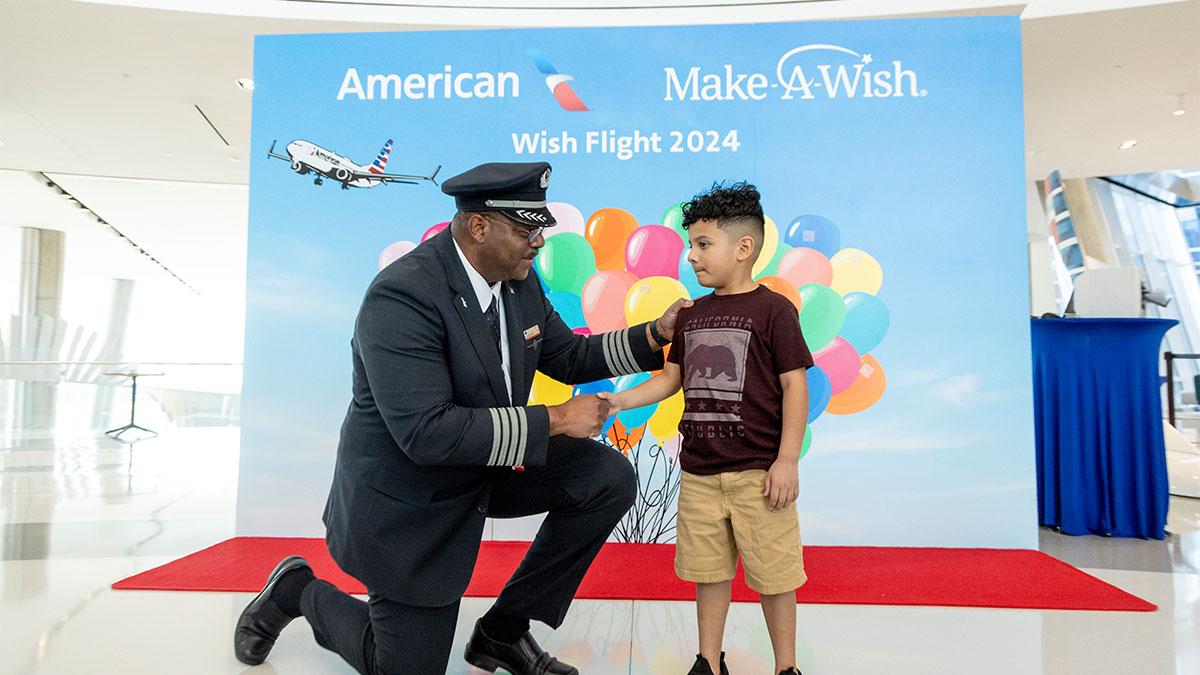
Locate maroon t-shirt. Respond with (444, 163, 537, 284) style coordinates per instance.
(667, 285, 813, 475)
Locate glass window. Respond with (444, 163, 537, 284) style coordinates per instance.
(1061, 244, 1084, 269)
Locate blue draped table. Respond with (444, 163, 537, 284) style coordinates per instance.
(1032, 318, 1174, 539)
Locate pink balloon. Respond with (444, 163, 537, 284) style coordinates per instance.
(548, 202, 586, 237)
(625, 225, 685, 279)
(572, 326, 592, 336)
(378, 240, 416, 270)
(778, 247, 833, 287)
(421, 221, 450, 242)
(813, 337, 861, 395)
(582, 270, 637, 333)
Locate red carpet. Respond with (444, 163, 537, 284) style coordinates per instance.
(112, 537, 1155, 611)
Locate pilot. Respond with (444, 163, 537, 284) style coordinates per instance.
(233, 161, 688, 674)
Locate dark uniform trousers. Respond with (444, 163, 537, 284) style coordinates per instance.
(299, 435, 637, 674)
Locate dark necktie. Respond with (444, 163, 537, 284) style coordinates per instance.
(484, 295, 502, 356)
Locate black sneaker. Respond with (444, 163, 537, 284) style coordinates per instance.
(686, 652, 729, 675)
(778, 668, 803, 675)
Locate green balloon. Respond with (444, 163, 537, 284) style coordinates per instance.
(760, 242, 791, 278)
(799, 426, 813, 460)
(536, 233, 595, 295)
(798, 283, 845, 350)
(662, 203, 687, 241)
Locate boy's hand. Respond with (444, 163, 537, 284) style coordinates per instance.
(764, 458, 799, 511)
(595, 391, 624, 415)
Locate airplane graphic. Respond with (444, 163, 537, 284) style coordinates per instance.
(267, 138, 440, 190)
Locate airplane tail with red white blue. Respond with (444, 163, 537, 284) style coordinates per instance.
(368, 139, 393, 174)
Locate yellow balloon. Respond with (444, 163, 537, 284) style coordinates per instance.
(752, 215, 779, 278)
(648, 390, 685, 440)
(529, 371, 572, 406)
(830, 248, 883, 295)
(624, 276, 689, 327)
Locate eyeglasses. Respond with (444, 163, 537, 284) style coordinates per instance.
(484, 214, 544, 243)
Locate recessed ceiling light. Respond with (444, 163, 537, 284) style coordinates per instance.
(1118, 139, 1138, 150)
(164, 151, 176, 157)
(236, 78, 254, 92)
(229, 156, 241, 163)
(1174, 94, 1187, 116)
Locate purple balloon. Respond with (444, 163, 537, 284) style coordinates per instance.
(625, 225, 685, 279)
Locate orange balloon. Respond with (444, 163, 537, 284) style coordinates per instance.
(586, 208, 639, 270)
(826, 355, 886, 414)
(607, 418, 646, 451)
(758, 276, 802, 312)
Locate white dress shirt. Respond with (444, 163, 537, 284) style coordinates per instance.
(452, 237, 512, 403)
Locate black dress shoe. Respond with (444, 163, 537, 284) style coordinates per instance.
(686, 652, 729, 675)
(464, 620, 578, 675)
(234, 555, 311, 665)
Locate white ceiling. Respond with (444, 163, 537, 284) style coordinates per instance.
(0, 0, 1197, 300)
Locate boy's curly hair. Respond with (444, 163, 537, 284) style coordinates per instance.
(680, 181, 764, 239)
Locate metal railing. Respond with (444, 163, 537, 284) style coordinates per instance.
(1164, 351, 1200, 427)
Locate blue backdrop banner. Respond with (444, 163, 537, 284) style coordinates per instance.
(240, 18, 1036, 547)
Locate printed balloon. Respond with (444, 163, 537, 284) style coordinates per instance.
(813, 337, 861, 395)
(784, 215, 841, 257)
(547, 202, 586, 237)
(840, 292, 890, 354)
(752, 216, 780, 277)
(582, 270, 637, 332)
(798, 283, 845, 351)
(826, 355, 886, 415)
(378, 240, 416, 270)
(830, 248, 883, 296)
(778, 247, 833, 288)
(536, 233, 595, 295)
(586, 208, 639, 270)
(626, 225, 685, 279)
(625, 277, 689, 327)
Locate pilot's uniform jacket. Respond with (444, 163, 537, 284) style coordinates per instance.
(323, 227, 664, 608)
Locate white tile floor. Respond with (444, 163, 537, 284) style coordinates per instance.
(2, 427, 1199, 674)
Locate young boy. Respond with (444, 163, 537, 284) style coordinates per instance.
(602, 183, 811, 675)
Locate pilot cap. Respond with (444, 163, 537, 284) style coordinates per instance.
(441, 162, 557, 228)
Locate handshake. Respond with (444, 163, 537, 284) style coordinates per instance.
(545, 391, 628, 438)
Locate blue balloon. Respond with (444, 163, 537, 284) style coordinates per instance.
(546, 291, 585, 329)
(614, 373, 656, 429)
(807, 366, 831, 423)
(678, 250, 706, 299)
(839, 292, 890, 354)
(572, 379, 616, 433)
(784, 215, 841, 258)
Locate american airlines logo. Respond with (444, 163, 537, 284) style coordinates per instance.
(527, 49, 589, 112)
(664, 44, 926, 102)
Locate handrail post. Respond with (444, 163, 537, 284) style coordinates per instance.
(1166, 351, 1176, 428)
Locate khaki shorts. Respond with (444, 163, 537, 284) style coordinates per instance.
(674, 469, 806, 595)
